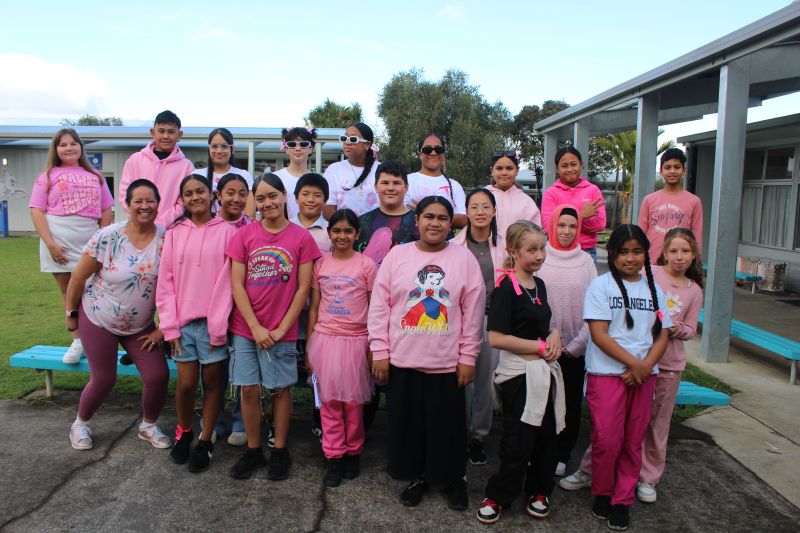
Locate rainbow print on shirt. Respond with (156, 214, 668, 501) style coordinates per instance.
(247, 245, 294, 282)
(400, 264, 451, 335)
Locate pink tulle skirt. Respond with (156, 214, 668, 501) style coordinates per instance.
(307, 332, 374, 404)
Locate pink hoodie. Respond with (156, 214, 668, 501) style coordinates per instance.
(119, 141, 195, 227)
(541, 178, 606, 250)
(156, 216, 237, 345)
(485, 184, 542, 236)
(369, 242, 485, 373)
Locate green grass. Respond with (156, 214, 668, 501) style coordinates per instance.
(0, 237, 144, 398)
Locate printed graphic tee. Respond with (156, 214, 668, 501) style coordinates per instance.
(312, 252, 377, 336)
(29, 167, 114, 219)
(637, 189, 703, 262)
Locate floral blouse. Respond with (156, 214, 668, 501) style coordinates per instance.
(81, 221, 165, 335)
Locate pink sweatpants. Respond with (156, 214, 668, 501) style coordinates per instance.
(586, 375, 655, 506)
(579, 371, 681, 486)
(320, 400, 365, 459)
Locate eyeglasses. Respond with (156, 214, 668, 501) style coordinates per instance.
(339, 135, 370, 144)
(210, 143, 232, 151)
(286, 141, 312, 149)
(420, 145, 446, 155)
(493, 150, 519, 159)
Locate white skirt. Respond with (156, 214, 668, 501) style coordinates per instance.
(39, 214, 99, 273)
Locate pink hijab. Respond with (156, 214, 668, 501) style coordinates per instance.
(548, 204, 582, 251)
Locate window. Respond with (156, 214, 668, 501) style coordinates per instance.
(743, 149, 764, 181)
(765, 147, 794, 180)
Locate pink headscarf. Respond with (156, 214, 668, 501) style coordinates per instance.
(548, 203, 583, 252)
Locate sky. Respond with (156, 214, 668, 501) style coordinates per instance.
(1, 0, 798, 145)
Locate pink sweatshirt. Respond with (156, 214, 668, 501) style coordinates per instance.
(368, 242, 485, 373)
(651, 265, 704, 371)
(118, 141, 195, 227)
(485, 184, 542, 235)
(541, 178, 606, 250)
(638, 189, 703, 263)
(29, 166, 114, 219)
(156, 216, 237, 345)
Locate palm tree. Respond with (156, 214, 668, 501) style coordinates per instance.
(594, 130, 675, 225)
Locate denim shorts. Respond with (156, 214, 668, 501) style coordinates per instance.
(230, 335, 298, 389)
(172, 319, 229, 365)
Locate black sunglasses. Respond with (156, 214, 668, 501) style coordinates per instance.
(493, 150, 519, 159)
(420, 145, 446, 155)
(286, 141, 312, 149)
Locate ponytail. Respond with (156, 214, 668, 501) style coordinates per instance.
(344, 122, 375, 191)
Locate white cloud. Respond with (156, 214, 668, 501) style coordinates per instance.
(0, 53, 108, 121)
(438, 3, 466, 24)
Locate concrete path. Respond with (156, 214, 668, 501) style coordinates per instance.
(1, 391, 798, 532)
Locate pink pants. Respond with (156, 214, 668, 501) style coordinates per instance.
(586, 374, 655, 506)
(320, 400, 365, 459)
(579, 371, 681, 486)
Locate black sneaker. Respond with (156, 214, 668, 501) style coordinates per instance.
(468, 439, 487, 465)
(401, 478, 428, 507)
(592, 495, 612, 520)
(268, 447, 292, 481)
(188, 440, 214, 473)
(608, 504, 630, 531)
(169, 427, 193, 465)
(445, 478, 468, 511)
(526, 495, 550, 519)
(342, 454, 360, 480)
(230, 447, 267, 479)
(476, 498, 501, 524)
(324, 458, 344, 487)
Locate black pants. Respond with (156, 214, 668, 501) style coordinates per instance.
(557, 355, 585, 463)
(387, 365, 467, 485)
(485, 375, 557, 507)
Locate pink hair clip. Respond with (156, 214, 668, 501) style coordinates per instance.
(495, 268, 522, 296)
(306, 126, 315, 135)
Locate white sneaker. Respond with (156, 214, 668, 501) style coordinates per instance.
(559, 469, 592, 491)
(555, 461, 567, 476)
(62, 339, 84, 364)
(70, 423, 93, 450)
(637, 481, 657, 503)
(137, 424, 171, 449)
(227, 431, 247, 447)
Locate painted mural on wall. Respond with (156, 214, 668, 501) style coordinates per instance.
(0, 168, 27, 200)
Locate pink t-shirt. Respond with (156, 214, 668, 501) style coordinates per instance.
(81, 221, 166, 336)
(312, 252, 377, 336)
(29, 166, 114, 219)
(638, 189, 703, 263)
(226, 221, 321, 341)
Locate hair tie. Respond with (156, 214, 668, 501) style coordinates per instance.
(279, 140, 287, 152)
(371, 144, 379, 157)
(306, 126, 315, 134)
(495, 268, 522, 296)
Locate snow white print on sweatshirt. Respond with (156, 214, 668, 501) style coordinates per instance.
(401, 264, 452, 335)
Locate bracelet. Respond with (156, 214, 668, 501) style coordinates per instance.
(535, 338, 547, 355)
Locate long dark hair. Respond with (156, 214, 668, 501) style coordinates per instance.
(169, 174, 214, 229)
(206, 127, 236, 183)
(465, 188, 498, 247)
(657, 227, 705, 289)
(606, 224, 662, 340)
(417, 133, 454, 202)
(344, 123, 375, 190)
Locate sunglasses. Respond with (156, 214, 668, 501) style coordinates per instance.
(210, 143, 232, 151)
(339, 135, 370, 144)
(420, 145, 446, 155)
(493, 150, 520, 160)
(286, 141, 312, 149)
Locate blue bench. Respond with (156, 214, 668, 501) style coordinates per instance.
(702, 263, 763, 293)
(10, 345, 178, 398)
(698, 310, 799, 385)
(675, 381, 730, 406)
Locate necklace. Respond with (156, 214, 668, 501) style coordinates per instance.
(520, 276, 542, 305)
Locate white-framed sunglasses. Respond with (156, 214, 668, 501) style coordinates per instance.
(286, 141, 312, 149)
(339, 135, 370, 144)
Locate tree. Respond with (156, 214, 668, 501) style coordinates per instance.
(377, 69, 511, 187)
(60, 114, 123, 126)
(305, 99, 363, 128)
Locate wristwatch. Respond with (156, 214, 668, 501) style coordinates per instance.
(66, 310, 78, 319)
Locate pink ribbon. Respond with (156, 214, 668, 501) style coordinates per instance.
(495, 268, 522, 296)
(279, 140, 287, 152)
(174, 425, 191, 440)
(656, 310, 664, 322)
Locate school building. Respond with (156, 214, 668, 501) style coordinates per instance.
(533, 3, 800, 364)
(0, 126, 346, 232)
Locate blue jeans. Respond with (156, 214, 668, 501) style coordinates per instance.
(584, 247, 597, 262)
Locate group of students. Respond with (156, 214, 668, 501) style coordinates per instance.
(30, 109, 705, 531)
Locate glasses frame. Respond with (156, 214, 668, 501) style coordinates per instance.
(339, 135, 370, 144)
(420, 145, 446, 155)
(285, 141, 312, 149)
(210, 143, 232, 151)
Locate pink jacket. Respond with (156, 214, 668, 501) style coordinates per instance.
(156, 216, 237, 345)
(485, 184, 542, 235)
(119, 141, 195, 227)
(368, 242, 485, 373)
(450, 228, 507, 272)
(541, 178, 606, 250)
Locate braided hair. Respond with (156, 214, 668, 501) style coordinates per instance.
(417, 133, 455, 203)
(344, 123, 375, 190)
(606, 224, 662, 340)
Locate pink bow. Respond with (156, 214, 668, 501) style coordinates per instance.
(175, 425, 190, 440)
(495, 268, 522, 296)
(279, 140, 287, 152)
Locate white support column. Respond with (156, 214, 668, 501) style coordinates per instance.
(315, 142, 323, 173)
(701, 58, 750, 363)
(573, 121, 589, 167)
(543, 132, 558, 189)
(247, 142, 255, 176)
(632, 92, 660, 224)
